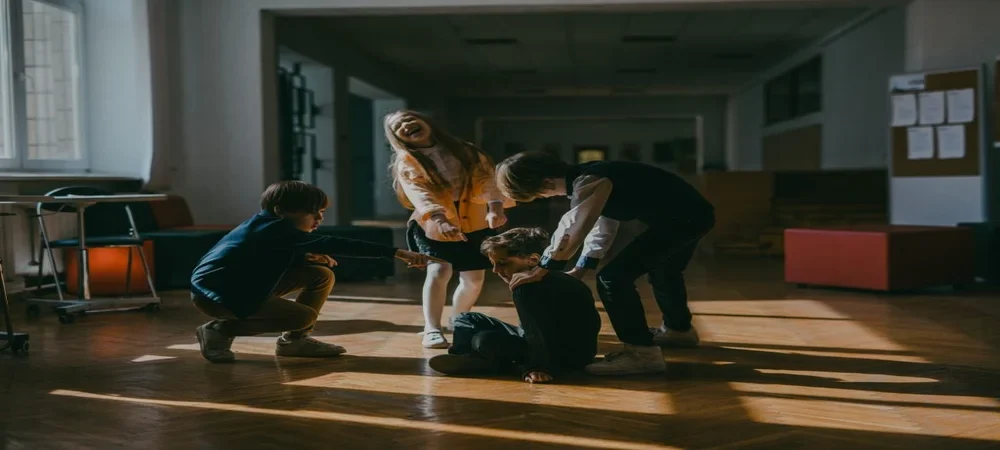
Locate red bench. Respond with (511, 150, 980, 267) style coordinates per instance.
(784, 225, 975, 291)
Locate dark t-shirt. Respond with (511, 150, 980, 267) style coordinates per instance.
(512, 271, 601, 375)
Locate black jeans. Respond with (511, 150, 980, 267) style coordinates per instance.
(449, 312, 529, 368)
(596, 219, 713, 346)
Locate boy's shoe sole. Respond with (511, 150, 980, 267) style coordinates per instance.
(428, 354, 496, 375)
(196, 325, 235, 363)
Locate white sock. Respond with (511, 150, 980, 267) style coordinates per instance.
(422, 262, 453, 332)
(451, 270, 485, 320)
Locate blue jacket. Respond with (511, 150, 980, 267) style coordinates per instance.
(191, 211, 397, 318)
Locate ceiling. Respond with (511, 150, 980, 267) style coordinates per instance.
(282, 7, 873, 97)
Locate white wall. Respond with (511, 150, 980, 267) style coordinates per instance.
(449, 95, 727, 168)
(891, 0, 1000, 226)
(84, 0, 153, 179)
(727, 7, 905, 171)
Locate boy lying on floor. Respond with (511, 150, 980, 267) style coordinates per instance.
(428, 227, 601, 383)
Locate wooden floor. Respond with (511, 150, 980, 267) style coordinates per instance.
(2, 257, 999, 449)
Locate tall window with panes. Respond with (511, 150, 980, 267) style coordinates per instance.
(0, 0, 84, 171)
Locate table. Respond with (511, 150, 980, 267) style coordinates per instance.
(16, 194, 168, 323)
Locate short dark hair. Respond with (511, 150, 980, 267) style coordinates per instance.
(260, 181, 329, 214)
(480, 227, 550, 258)
(495, 151, 570, 202)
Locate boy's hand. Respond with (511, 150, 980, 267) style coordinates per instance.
(305, 253, 337, 268)
(524, 371, 553, 384)
(486, 202, 507, 229)
(433, 215, 466, 242)
(566, 267, 589, 279)
(509, 266, 548, 290)
(486, 210, 507, 229)
(395, 250, 446, 269)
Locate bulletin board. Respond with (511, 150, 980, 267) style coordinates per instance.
(889, 67, 983, 177)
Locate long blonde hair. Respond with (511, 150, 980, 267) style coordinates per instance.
(384, 110, 491, 209)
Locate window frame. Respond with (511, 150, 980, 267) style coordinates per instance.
(764, 56, 823, 126)
(1, 0, 87, 172)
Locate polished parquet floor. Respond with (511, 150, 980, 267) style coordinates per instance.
(2, 256, 999, 449)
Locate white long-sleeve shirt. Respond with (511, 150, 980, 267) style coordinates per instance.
(540, 175, 620, 271)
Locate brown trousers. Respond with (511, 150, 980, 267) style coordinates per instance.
(193, 266, 335, 337)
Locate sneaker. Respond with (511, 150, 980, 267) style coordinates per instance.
(420, 330, 449, 349)
(428, 353, 497, 375)
(196, 322, 235, 363)
(584, 344, 666, 375)
(275, 335, 346, 358)
(650, 324, 700, 348)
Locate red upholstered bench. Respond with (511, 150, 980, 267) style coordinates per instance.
(784, 225, 975, 291)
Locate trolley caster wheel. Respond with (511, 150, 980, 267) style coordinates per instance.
(145, 303, 160, 313)
(58, 314, 76, 324)
(13, 341, 29, 355)
(25, 304, 41, 318)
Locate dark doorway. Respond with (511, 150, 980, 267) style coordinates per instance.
(350, 94, 375, 219)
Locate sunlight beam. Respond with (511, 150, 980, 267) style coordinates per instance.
(50, 390, 679, 450)
(286, 372, 676, 415)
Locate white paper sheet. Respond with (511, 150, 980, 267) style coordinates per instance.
(890, 74, 926, 92)
(946, 88, 975, 123)
(918, 91, 945, 125)
(936, 125, 965, 159)
(906, 126, 935, 160)
(891, 94, 917, 126)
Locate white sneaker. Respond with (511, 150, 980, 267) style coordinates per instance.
(420, 330, 449, 349)
(196, 322, 235, 363)
(650, 324, 700, 348)
(585, 344, 666, 375)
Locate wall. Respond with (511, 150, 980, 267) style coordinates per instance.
(480, 118, 696, 169)
(84, 0, 154, 179)
(891, 0, 1000, 226)
(372, 99, 408, 218)
(727, 7, 905, 171)
(175, 0, 849, 224)
(449, 95, 727, 168)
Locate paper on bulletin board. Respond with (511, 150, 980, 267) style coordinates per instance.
(918, 91, 945, 125)
(906, 126, 935, 160)
(891, 94, 917, 126)
(946, 88, 975, 123)
(936, 125, 965, 159)
(890, 73, 926, 92)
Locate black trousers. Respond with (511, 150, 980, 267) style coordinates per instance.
(449, 312, 594, 372)
(449, 313, 529, 368)
(596, 219, 713, 346)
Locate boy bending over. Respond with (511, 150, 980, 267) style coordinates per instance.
(429, 227, 600, 383)
(495, 152, 715, 376)
(191, 181, 437, 363)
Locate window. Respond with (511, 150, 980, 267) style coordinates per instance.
(574, 146, 607, 164)
(764, 56, 822, 125)
(0, 0, 85, 171)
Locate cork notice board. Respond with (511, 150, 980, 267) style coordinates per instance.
(889, 67, 982, 177)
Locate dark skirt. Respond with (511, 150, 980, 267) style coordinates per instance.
(406, 221, 497, 272)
